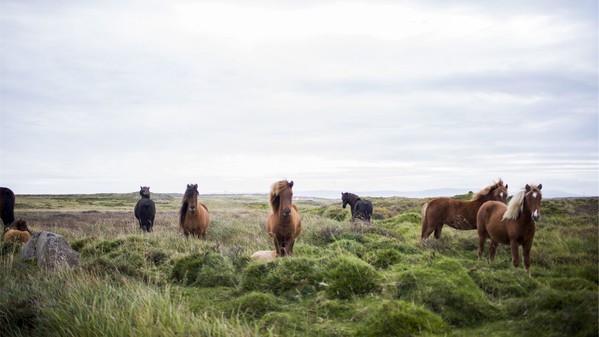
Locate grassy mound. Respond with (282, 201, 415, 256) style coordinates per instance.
(324, 256, 382, 300)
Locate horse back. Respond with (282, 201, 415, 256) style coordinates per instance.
(477, 201, 509, 240)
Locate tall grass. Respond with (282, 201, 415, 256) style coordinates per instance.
(1, 195, 597, 336)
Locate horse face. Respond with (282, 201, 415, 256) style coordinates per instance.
(341, 193, 348, 208)
(525, 184, 543, 221)
(280, 183, 294, 217)
(494, 185, 509, 203)
(184, 184, 199, 212)
(139, 186, 151, 198)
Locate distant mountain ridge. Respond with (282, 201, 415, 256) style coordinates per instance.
(295, 189, 583, 199)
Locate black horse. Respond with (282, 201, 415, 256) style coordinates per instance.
(0, 187, 15, 228)
(134, 186, 156, 232)
(341, 192, 373, 223)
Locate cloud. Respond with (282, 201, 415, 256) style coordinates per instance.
(1, 0, 597, 196)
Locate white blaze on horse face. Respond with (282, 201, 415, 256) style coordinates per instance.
(500, 192, 504, 199)
(532, 192, 538, 198)
(533, 209, 539, 219)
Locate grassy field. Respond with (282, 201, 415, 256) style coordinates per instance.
(1, 193, 597, 336)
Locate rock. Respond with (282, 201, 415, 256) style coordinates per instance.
(22, 231, 79, 270)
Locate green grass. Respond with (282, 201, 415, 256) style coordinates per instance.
(0, 194, 597, 336)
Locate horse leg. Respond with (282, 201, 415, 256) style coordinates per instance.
(477, 234, 486, 260)
(272, 236, 282, 257)
(287, 238, 296, 256)
(489, 241, 498, 261)
(433, 224, 443, 239)
(523, 242, 532, 276)
(510, 240, 520, 269)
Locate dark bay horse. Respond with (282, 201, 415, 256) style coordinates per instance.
(477, 184, 542, 276)
(0, 187, 16, 228)
(341, 192, 373, 223)
(134, 186, 156, 232)
(179, 184, 210, 239)
(266, 180, 302, 257)
(421, 179, 508, 239)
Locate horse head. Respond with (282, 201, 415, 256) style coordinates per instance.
(184, 184, 199, 212)
(280, 181, 294, 217)
(139, 186, 151, 199)
(493, 182, 509, 203)
(341, 192, 349, 208)
(524, 184, 543, 221)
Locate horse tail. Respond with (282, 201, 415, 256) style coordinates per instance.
(420, 203, 429, 238)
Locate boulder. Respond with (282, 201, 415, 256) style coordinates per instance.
(22, 231, 79, 270)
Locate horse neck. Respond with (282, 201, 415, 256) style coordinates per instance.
(348, 195, 361, 211)
(518, 197, 535, 225)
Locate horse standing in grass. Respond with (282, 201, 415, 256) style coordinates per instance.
(477, 184, 542, 276)
(341, 192, 374, 223)
(266, 180, 302, 257)
(0, 187, 16, 228)
(179, 184, 210, 239)
(421, 179, 508, 239)
(134, 186, 156, 232)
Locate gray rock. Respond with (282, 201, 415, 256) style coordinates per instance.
(22, 231, 79, 270)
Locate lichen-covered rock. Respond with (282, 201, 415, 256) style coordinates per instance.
(22, 231, 79, 270)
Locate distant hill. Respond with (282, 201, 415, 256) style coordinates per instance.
(296, 189, 584, 199)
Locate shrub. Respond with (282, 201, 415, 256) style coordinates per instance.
(355, 300, 449, 337)
(324, 256, 382, 300)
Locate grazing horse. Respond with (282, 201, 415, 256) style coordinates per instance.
(477, 184, 542, 276)
(0, 187, 16, 228)
(341, 192, 374, 223)
(3, 219, 32, 243)
(134, 186, 156, 232)
(266, 180, 302, 257)
(179, 184, 210, 239)
(421, 179, 508, 239)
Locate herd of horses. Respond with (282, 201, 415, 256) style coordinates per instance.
(0, 178, 543, 274)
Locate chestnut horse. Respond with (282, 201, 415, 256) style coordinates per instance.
(179, 184, 210, 239)
(0, 187, 16, 228)
(421, 179, 508, 239)
(134, 186, 156, 232)
(477, 184, 542, 276)
(266, 180, 302, 257)
(341, 192, 373, 223)
(3, 219, 32, 243)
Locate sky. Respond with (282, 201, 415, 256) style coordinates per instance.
(1, 0, 597, 197)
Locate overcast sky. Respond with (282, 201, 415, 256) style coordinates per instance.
(1, 0, 597, 197)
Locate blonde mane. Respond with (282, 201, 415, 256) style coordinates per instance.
(502, 184, 541, 220)
(471, 179, 505, 201)
(269, 180, 291, 212)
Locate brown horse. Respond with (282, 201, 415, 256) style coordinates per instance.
(3, 219, 32, 243)
(266, 180, 302, 257)
(421, 179, 508, 239)
(179, 184, 210, 239)
(477, 183, 542, 276)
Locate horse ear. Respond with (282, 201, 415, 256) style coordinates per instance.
(194, 184, 198, 189)
(289, 181, 294, 188)
(140, 186, 143, 190)
(538, 184, 542, 190)
(525, 184, 531, 191)
(505, 184, 508, 189)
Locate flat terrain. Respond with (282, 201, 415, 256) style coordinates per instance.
(1, 193, 597, 336)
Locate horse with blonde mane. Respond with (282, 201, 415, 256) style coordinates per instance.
(266, 180, 301, 257)
(179, 184, 210, 239)
(421, 179, 508, 239)
(477, 183, 542, 276)
(2, 219, 32, 243)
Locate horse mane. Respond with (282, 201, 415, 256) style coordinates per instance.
(269, 180, 291, 212)
(471, 179, 504, 201)
(502, 184, 541, 220)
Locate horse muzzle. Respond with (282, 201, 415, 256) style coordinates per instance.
(189, 206, 196, 212)
(532, 210, 540, 221)
(282, 207, 291, 217)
